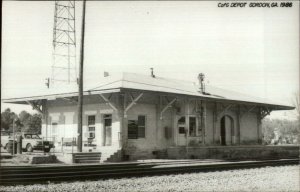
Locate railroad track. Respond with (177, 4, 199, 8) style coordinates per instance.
(0, 159, 298, 185)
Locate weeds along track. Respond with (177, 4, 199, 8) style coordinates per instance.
(0, 159, 298, 185)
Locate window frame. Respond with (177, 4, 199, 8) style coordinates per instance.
(87, 115, 96, 139)
(127, 115, 146, 139)
(51, 122, 58, 136)
(177, 116, 186, 135)
(189, 116, 197, 137)
(127, 119, 138, 139)
(137, 115, 146, 138)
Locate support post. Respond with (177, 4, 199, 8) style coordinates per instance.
(124, 93, 143, 118)
(17, 135, 22, 154)
(26, 101, 43, 115)
(121, 93, 127, 147)
(257, 107, 262, 144)
(202, 101, 207, 145)
(217, 104, 233, 117)
(42, 100, 48, 140)
(212, 102, 217, 144)
(160, 98, 177, 120)
(155, 95, 162, 147)
(116, 93, 124, 148)
(77, 0, 87, 153)
(61, 137, 64, 153)
(99, 94, 118, 111)
(12, 119, 15, 156)
(237, 105, 241, 145)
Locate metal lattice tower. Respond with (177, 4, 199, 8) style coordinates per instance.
(51, 0, 77, 87)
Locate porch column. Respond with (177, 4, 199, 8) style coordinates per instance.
(212, 102, 217, 144)
(236, 105, 241, 145)
(257, 107, 262, 144)
(203, 101, 207, 145)
(257, 106, 271, 144)
(42, 99, 48, 138)
(155, 95, 162, 147)
(119, 93, 126, 148)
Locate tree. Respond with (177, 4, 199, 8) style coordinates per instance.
(18, 111, 42, 134)
(262, 118, 299, 145)
(17, 111, 30, 132)
(26, 114, 42, 134)
(262, 118, 276, 144)
(19, 111, 31, 124)
(1, 108, 19, 131)
(1, 109, 42, 134)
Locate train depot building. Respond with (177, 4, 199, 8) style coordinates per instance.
(2, 73, 296, 162)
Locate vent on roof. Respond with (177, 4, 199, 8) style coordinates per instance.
(104, 72, 109, 77)
(150, 68, 155, 78)
(198, 73, 205, 93)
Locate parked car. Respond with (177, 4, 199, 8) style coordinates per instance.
(1, 135, 10, 149)
(1, 133, 55, 153)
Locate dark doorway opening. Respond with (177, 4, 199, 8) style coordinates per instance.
(220, 116, 226, 145)
(220, 115, 235, 145)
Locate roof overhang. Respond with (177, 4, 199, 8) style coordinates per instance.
(2, 86, 294, 111)
(119, 88, 295, 111)
(2, 88, 121, 104)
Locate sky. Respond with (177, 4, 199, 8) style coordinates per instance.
(1, 1, 299, 119)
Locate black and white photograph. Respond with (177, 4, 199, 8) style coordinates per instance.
(1, 0, 299, 191)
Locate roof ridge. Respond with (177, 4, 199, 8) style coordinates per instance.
(122, 79, 197, 94)
(122, 72, 198, 85)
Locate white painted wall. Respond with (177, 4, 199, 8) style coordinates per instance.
(240, 112, 258, 144)
(126, 103, 157, 150)
(42, 93, 261, 158)
(43, 102, 120, 149)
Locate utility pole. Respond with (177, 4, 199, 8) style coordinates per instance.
(12, 119, 15, 156)
(77, 0, 87, 152)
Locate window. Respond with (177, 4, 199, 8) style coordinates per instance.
(178, 116, 186, 134)
(128, 120, 138, 139)
(25, 134, 32, 139)
(179, 127, 186, 134)
(32, 135, 40, 139)
(189, 117, 196, 136)
(138, 116, 146, 138)
(178, 117, 185, 124)
(128, 115, 146, 139)
(52, 122, 58, 135)
(88, 115, 95, 138)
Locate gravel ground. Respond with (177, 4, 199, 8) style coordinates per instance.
(0, 165, 299, 192)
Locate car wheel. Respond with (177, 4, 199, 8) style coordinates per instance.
(44, 148, 51, 153)
(26, 144, 33, 152)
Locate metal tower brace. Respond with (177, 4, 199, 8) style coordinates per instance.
(52, 0, 77, 86)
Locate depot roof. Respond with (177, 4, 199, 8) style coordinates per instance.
(2, 72, 294, 110)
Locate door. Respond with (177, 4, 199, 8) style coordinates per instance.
(177, 116, 186, 146)
(103, 114, 112, 146)
(220, 117, 226, 145)
(189, 117, 196, 137)
(225, 116, 232, 145)
(220, 115, 234, 145)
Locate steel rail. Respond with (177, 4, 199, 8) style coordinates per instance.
(0, 160, 223, 172)
(0, 159, 298, 186)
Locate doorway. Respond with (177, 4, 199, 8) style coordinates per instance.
(220, 115, 234, 145)
(177, 116, 186, 146)
(103, 114, 112, 146)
